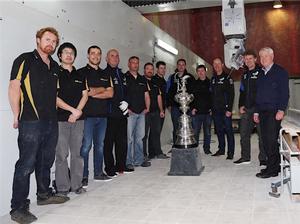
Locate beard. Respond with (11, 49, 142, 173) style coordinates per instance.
(41, 45, 55, 55)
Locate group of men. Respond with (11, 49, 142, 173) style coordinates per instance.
(8, 26, 289, 224)
(8, 27, 170, 224)
(170, 49, 289, 182)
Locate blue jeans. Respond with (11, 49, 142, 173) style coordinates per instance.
(127, 112, 145, 166)
(213, 111, 235, 156)
(11, 120, 58, 211)
(192, 114, 212, 152)
(80, 117, 107, 177)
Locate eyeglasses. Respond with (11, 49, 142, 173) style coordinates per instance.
(62, 50, 75, 56)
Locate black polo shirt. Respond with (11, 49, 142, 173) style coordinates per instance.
(78, 64, 113, 117)
(146, 77, 160, 113)
(10, 49, 59, 121)
(152, 74, 167, 110)
(126, 71, 149, 114)
(57, 66, 86, 121)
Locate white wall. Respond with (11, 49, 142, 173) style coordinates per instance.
(0, 0, 209, 216)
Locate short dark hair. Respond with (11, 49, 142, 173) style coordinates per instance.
(156, 61, 166, 69)
(144, 62, 154, 69)
(87, 45, 101, 54)
(196, 64, 206, 71)
(57, 42, 77, 62)
(128, 56, 139, 62)
(243, 49, 257, 58)
(177, 58, 186, 65)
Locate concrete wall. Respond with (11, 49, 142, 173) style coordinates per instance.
(0, 0, 209, 216)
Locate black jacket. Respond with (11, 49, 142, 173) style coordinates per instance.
(190, 77, 212, 114)
(105, 64, 127, 118)
(211, 72, 235, 112)
(166, 70, 195, 108)
(238, 65, 262, 109)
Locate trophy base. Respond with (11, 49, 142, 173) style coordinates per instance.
(173, 143, 198, 149)
(168, 147, 204, 176)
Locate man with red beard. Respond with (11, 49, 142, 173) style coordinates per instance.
(8, 27, 68, 224)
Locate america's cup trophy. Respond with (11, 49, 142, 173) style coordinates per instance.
(168, 74, 204, 176)
(174, 75, 197, 148)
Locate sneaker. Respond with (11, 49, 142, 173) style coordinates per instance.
(204, 150, 212, 155)
(37, 194, 69, 206)
(157, 154, 170, 159)
(123, 166, 134, 173)
(82, 177, 88, 188)
(75, 187, 86, 194)
(126, 164, 135, 170)
(107, 172, 118, 178)
(211, 150, 225, 156)
(226, 155, 234, 160)
(141, 160, 151, 167)
(94, 173, 112, 182)
(234, 158, 251, 165)
(10, 208, 37, 224)
(56, 191, 69, 197)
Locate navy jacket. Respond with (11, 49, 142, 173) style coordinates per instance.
(255, 63, 289, 112)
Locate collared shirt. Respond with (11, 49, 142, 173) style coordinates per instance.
(152, 74, 167, 110)
(57, 66, 86, 121)
(262, 63, 274, 75)
(10, 49, 59, 121)
(78, 64, 113, 117)
(146, 77, 161, 112)
(126, 71, 149, 114)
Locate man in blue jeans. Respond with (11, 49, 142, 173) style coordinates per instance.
(211, 58, 235, 160)
(78, 46, 114, 187)
(191, 65, 212, 154)
(8, 27, 69, 224)
(126, 56, 151, 168)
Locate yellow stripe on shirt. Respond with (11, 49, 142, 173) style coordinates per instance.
(16, 60, 25, 80)
(24, 72, 39, 119)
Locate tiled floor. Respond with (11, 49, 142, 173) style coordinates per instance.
(1, 134, 300, 224)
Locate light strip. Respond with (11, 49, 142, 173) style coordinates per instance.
(156, 39, 178, 55)
(273, 0, 282, 9)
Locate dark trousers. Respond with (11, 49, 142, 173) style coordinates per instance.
(160, 116, 165, 132)
(259, 111, 281, 174)
(192, 113, 212, 152)
(170, 106, 181, 145)
(143, 111, 163, 158)
(11, 120, 58, 211)
(213, 111, 235, 156)
(239, 108, 266, 161)
(104, 117, 127, 173)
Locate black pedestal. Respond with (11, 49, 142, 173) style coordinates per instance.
(168, 147, 204, 176)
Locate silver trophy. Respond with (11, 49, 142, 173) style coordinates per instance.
(174, 75, 197, 148)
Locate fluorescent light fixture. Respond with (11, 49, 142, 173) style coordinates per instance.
(156, 39, 178, 55)
(273, 0, 282, 9)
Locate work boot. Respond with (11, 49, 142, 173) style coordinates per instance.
(37, 194, 69, 206)
(10, 208, 37, 224)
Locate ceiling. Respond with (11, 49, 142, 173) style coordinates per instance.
(122, 0, 274, 14)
